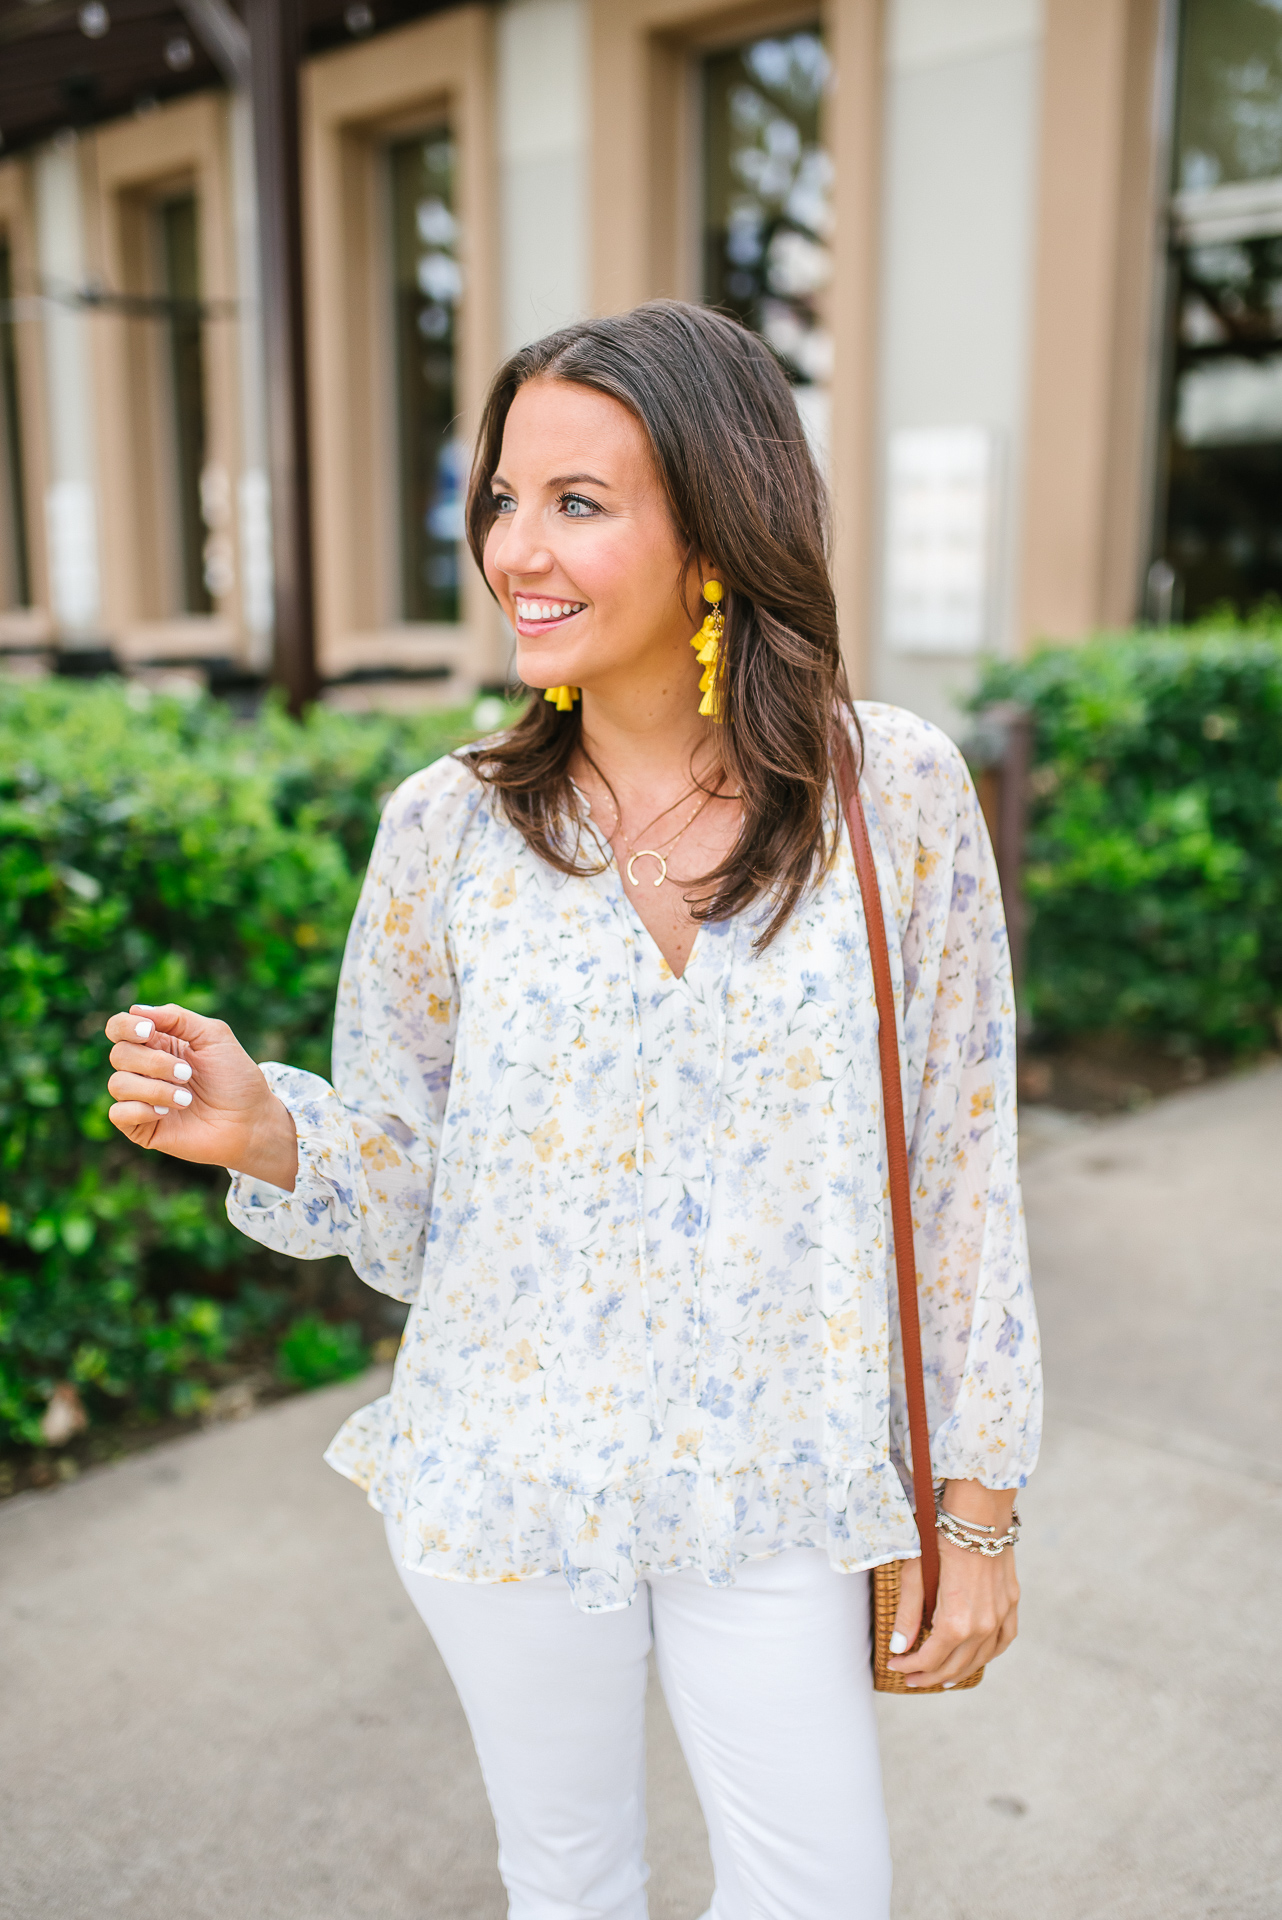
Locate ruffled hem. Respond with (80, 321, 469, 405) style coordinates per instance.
(325, 1391, 922, 1614)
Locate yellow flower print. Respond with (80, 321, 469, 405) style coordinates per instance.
(505, 1338, 539, 1381)
(785, 1046, 822, 1090)
(229, 721, 1039, 1606)
(530, 1119, 565, 1162)
(826, 1309, 860, 1351)
(915, 847, 941, 878)
(360, 1133, 402, 1172)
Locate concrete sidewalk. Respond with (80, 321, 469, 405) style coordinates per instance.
(3, 1067, 1280, 1919)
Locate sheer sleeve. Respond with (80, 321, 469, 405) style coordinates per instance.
(861, 707, 1042, 1492)
(225, 757, 478, 1302)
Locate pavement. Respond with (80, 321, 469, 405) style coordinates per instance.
(3, 1065, 1280, 1919)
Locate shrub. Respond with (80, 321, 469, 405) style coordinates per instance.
(0, 678, 508, 1451)
(277, 1314, 368, 1389)
(973, 618, 1282, 1051)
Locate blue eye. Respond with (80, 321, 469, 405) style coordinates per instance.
(491, 493, 516, 515)
(560, 494, 598, 518)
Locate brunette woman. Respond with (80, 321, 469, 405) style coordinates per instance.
(104, 301, 1040, 1920)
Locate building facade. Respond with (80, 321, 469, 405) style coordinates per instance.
(0, 0, 1271, 736)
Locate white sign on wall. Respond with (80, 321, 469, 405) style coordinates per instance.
(884, 426, 999, 654)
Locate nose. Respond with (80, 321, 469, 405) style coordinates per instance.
(489, 503, 554, 583)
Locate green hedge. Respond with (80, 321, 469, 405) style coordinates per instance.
(0, 679, 504, 1451)
(974, 619, 1282, 1051)
(7, 631, 1279, 1450)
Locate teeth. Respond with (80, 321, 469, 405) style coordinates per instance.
(518, 599, 583, 621)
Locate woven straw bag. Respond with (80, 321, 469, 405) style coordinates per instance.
(838, 738, 984, 1696)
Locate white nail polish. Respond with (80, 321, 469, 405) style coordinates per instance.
(172, 1088, 193, 1107)
(943, 1682, 957, 1691)
(172, 1061, 192, 1082)
(134, 1019, 154, 1039)
(889, 1631, 908, 1655)
(153, 1106, 170, 1116)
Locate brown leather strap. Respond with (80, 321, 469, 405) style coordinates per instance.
(835, 731, 940, 1629)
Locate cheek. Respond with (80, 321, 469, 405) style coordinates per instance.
(573, 527, 670, 621)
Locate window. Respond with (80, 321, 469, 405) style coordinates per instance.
(0, 237, 31, 610)
(390, 128, 463, 624)
(701, 26, 832, 458)
(158, 193, 212, 616)
(1154, 0, 1282, 618)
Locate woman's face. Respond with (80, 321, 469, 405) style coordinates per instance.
(483, 377, 700, 701)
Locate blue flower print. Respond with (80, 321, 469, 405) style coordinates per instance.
(670, 1191, 703, 1238)
(996, 1310, 1023, 1356)
(226, 707, 1039, 1617)
(698, 1377, 733, 1420)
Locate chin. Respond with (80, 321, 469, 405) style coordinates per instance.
(516, 651, 578, 690)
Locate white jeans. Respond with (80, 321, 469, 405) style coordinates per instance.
(385, 1519, 891, 1920)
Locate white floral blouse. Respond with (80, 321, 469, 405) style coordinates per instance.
(227, 704, 1040, 1613)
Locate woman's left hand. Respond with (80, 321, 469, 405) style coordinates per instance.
(885, 1480, 1020, 1689)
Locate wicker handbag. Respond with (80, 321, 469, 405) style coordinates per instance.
(838, 741, 984, 1696)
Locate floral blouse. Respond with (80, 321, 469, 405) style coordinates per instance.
(227, 704, 1040, 1613)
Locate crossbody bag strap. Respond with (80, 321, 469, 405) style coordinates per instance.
(834, 729, 941, 1629)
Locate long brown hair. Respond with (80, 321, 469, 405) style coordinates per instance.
(463, 299, 857, 948)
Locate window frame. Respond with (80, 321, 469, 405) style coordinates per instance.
(302, 4, 501, 687)
(0, 158, 51, 645)
(87, 94, 241, 660)
(588, 0, 882, 691)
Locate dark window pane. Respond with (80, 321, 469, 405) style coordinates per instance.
(1158, 234, 1282, 616)
(1176, 0, 1282, 190)
(0, 239, 32, 609)
(159, 194, 211, 615)
(391, 129, 462, 624)
(701, 25, 832, 430)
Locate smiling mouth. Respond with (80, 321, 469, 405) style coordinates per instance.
(513, 597, 587, 630)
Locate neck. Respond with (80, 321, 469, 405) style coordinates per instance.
(576, 673, 717, 802)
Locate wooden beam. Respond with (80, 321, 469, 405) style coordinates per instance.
(247, 0, 318, 710)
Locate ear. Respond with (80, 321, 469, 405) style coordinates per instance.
(681, 552, 723, 617)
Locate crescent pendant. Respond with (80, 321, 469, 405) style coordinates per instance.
(626, 850, 667, 888)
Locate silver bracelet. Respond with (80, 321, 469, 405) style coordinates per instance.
(936, 1506, 1021, 1557)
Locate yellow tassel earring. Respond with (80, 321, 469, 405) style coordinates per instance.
(689, 579, 725, 721)
(543, 685, 580, 712)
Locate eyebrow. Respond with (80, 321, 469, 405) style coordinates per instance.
(490, 470, 614, 492)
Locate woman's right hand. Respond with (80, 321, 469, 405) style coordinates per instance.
(104, 1003, 299, 1190)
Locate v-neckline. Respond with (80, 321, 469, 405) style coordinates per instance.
(616, 871, 703, 984)
(573, 780, 704, 982)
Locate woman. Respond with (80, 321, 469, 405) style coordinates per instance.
(104, 301, 1039, 1920)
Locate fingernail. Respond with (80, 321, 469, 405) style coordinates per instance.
(134, 1019, 154, 1038)
(153, 1105, 170, 1116)
(172, 1061, 192, 1082)
(943, 1682, 957, 1691)
(172, 1088, 193, 1107)
(889, 1631, 908, 1655)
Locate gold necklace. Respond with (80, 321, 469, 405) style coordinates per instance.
(622, 787, 714, 888)
(620, 781, 745, 888)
